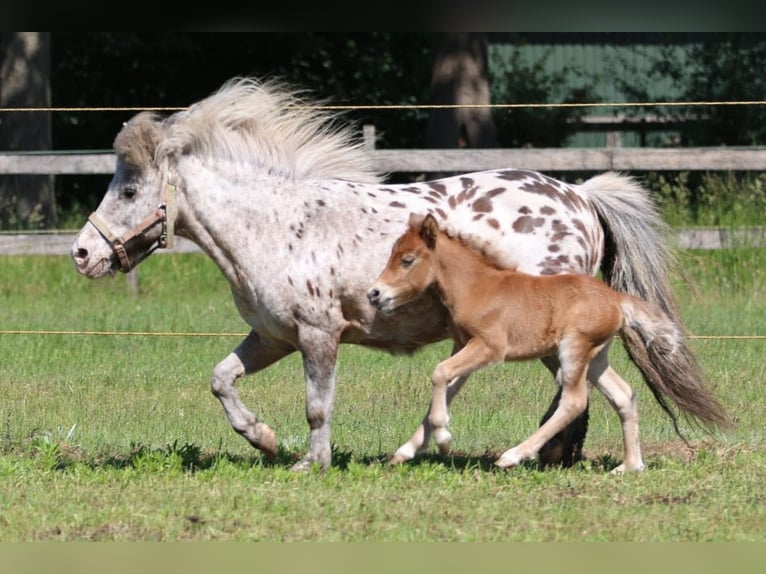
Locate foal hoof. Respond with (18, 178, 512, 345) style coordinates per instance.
(495, 448, 522, 469)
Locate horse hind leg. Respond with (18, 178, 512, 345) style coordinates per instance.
(211, 330, 294, 461)
(589, 357, 645, 474)
(496, 340, 591, 469)
(537, 356, 590, 468)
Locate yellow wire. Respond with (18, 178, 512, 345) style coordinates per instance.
(2, 100, 766, 113)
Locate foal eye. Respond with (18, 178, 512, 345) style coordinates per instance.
(122, 186, 137, 200)
(400, 254, 416, 268)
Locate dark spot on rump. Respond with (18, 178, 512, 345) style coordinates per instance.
(316, 199, 326, 207)
(428, 182, 448, 196)
(496, 169, 536, 181)
(540, 206, 555, 215)
(330, 267, 336, 275)
(520, 181, 559, 199)
(539, 254, 571, 274)
(434, 208, 447, 219)
(472, 197, 492, 213)
(287, 276, 294, 286)
(460, 177, 474, 189)
(424, 196, 438, 204)
(486, 218, 500, 229)
(389, 201, 406, 208)
(448, 196, 457, 209)
(472, 213, 484, 221)
(307, 280, 315, 297)
(403, 186, 421, 194)
(518, 206, 532, 214)
(512, 215, 545, 233)
(550, 220, 570, 242)
(548, 244, 560, 252)
(485, 187, 506, 199)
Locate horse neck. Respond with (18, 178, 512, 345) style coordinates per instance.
(431, 234, 499, 311)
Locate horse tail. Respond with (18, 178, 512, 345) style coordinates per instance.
(580, 172, 679, 319)
(618, 296, 731, 437)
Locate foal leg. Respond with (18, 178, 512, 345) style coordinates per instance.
(427, 338, 504, 457)
(537, 356, 591, 468)
(588, 348, 645, 473)
(211, 330, 294, 460)
(390, 341, 469, 464)
(496, 339, 593, 469)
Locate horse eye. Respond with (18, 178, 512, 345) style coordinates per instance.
(122, 186, 137, 200)
(401, 254, 415, 268)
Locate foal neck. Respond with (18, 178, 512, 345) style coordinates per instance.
(431, 234, 503, 304)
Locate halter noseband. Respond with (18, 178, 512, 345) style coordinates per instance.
(87, 168, 178, 273)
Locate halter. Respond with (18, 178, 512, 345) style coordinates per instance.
(87, 165, 178, 273)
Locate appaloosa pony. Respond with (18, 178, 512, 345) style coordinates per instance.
(368, 213, 730, 471)
(72, 76, 688, 470)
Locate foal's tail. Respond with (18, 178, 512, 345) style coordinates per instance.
(583, 172, 730, 435)
(619, 297, 731, 437)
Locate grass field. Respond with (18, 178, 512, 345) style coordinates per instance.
(1, 248, 765, 541)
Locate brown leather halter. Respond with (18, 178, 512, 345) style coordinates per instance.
(87, 169, 177, 273)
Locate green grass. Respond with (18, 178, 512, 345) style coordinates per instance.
(1, 250, 765, 541)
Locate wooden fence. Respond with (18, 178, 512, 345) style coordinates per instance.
(2, 142, 766, 255)
(4, 145, 766, 175)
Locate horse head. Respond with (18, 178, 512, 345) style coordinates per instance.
(71, 112, 175, 277)
(367, 212, 440, 314)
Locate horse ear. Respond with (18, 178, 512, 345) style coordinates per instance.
(421, 213, 439, 249)
(114, 112, 164, 169)
(408, 212, 426, 230)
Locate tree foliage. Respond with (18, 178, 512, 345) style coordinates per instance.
(489, 46, 598, 148)
(613, 33, 766, 146)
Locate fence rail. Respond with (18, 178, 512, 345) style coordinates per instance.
(3, 145, 766, 253)
(4, 146, 766, 175)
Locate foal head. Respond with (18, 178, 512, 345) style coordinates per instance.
(367, 213, 440, 314)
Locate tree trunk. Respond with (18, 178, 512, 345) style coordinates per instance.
(0, 32, 56, 229)
(426, 33, 497, 150)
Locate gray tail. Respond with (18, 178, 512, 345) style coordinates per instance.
(583, 172, 730, 435)
(619, 297, 731, 438)
(580, 172, 680, 320)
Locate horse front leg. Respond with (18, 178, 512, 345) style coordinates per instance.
(291, 325, 340, 472)
(390, 340, 469, 464)
(397, 339, 502, 462)
(211, 330, 294, 460)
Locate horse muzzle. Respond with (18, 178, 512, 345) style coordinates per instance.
(366, 286, 396, 314)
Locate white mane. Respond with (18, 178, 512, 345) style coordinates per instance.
(156, 77, 382, 183)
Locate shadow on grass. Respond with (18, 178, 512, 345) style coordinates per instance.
(5, 432, 624, 474)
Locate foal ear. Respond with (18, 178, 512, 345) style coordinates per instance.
(420, 213, 439, 249)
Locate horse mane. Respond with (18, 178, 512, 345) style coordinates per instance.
(119, 77, 383, 183)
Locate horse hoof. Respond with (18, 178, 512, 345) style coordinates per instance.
(495, 448, 522, 469)
(290, 459, 314, 472)
(256, 423, 278, 459)
(389, 453, 411, 465)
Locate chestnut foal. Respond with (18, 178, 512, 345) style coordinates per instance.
(368, 213, 728, 472)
